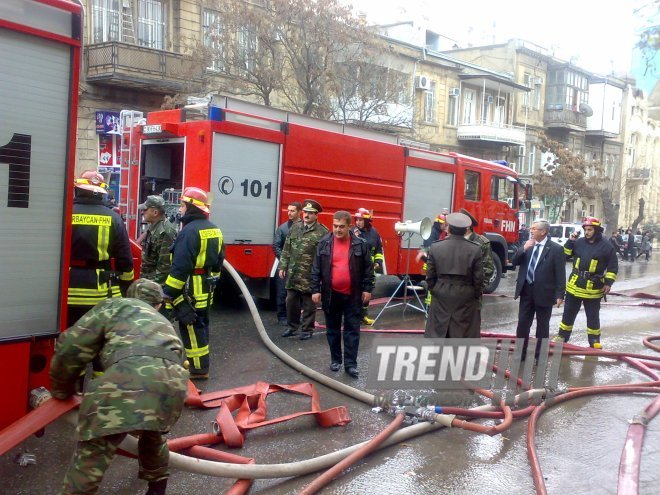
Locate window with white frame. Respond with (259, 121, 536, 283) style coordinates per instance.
(447, 90, 459, 126)
(423, 81, 436, 123)
(203, 9, 224, 71)
(527, 144, 536, 175)
(137, 0, 166, 50)
(523, 73, 532, 107)
(92, 0, 120, 43)
(462, 89, 476, 124)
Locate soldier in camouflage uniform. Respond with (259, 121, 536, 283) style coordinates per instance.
(50, 279, 189, 495)
(279, 199, 329, 340)
(138, 195, 177, 285)
(460, 208, 495, 291)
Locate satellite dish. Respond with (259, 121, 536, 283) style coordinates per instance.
(579, 103, 594, 117)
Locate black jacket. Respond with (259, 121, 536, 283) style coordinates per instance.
(311, 231, 375, 310)
(273, 219, 299, 259)
(512, 239, 566, 305)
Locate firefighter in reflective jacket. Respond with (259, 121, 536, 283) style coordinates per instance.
(68, 171, 134, 326)
(353, 208, 384, 325)
(164, 187, 224, 379)
(553, 217, 618, 348)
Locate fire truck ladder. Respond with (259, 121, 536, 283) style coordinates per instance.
(117, 110, 144, 222)
(120, 0, 136, 44)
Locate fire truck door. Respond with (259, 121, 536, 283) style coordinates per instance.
(210, 134, 281, 244)
(0, 28, 71, 339)
(402, 166, 454, 245)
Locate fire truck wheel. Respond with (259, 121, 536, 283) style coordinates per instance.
(483, 255, 502, 294)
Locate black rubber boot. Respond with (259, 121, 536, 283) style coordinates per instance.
(588, 333, 602, 349)
(145, 478, 168, 495)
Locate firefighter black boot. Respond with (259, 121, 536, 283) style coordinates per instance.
(588, 333, 602, 349)
(145, 478, 167, 495)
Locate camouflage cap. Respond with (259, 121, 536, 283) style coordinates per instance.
(138, 195, 166, 211)
(127, 278, 164, 304)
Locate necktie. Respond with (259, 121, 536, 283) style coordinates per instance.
(526, 244, 541, 284)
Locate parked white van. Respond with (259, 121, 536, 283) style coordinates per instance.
(549, 223, 583, 247)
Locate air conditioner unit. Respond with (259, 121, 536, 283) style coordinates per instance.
(486, 95, 494, 103)
(415, 75, 431, 91)
(448, 87, 460, 96)
(534, 77, 544, 85)
(517, 145, 525, 156)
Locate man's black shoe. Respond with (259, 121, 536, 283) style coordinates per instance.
(281, 328, 298, 337)
(330, 362, 341, 372)
(278, 319, 288, 327)
(346, 367, 359, 378)
(299, 332, 312, 340)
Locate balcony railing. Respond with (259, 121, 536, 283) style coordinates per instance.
(86, 42, 202, 93)
(457, 120, 526, 146)
(543, 105, 587, 129)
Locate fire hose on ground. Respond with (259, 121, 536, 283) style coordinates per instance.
(3, 260, 659, 494)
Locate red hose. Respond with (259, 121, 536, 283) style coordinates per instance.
(298, 412, 405, 495)
(618, 395, 660, 494)
(527, 386, 660, 495)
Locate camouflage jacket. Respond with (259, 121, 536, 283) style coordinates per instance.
(467, 232, 495, 289)
(141, 218, 177, 285)
(279, 220, 329, 292)
(50, 298, 189, 440)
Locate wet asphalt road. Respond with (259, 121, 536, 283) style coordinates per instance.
(2, 257, 660, 494)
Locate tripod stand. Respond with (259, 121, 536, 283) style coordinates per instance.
(373, 233, 427, 324)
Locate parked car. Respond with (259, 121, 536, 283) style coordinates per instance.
(621, 234, 643, 259)
(549, 223, 583, 247)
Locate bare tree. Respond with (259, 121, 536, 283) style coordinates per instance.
(534, 134, 604, 223)
(177, 0, 410, 127)
(634, 0, 659, 78)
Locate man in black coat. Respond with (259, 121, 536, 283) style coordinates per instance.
(311, 211, 374, 378)
(272, 202, 302, 326)
(512, 219, 566, 359)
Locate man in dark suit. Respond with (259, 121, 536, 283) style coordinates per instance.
(512, 219, 566, 359)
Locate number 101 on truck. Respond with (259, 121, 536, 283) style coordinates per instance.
(118, 98, 530, 298)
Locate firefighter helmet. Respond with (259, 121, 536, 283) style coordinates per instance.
(354, 208, 372, 220)
(435, 214, 447, 224)
(582, 216, 603, 231)
(74, 170, 108, 195)
(181, 186, 210, 214)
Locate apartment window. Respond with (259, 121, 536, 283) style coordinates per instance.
(464, 170, 481, 201)
(527, 144, 536, 175)
(523, 73, 532, 107)
(203, 9, 224, 71)
(463, 89, 476, 124)
(92, 0, 120, 43)
(423, 82, 436, 123)
(237, 25, 258, 74)
(447, 90, 459, 126)
(137, 0, 166, 50)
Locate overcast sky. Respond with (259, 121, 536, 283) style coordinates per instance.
(344, 0, 654, 78)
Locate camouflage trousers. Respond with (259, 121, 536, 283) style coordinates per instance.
(59, 431, 170, 494)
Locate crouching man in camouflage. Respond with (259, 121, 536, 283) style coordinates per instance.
(51, 279, 189, 495)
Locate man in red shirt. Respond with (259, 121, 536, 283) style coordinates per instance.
(311, 211, 375, 378)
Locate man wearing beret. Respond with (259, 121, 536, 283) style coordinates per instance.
(425, 212, 484, 338)
(138, 195, 177, 285)
(279, 199, 329, 340)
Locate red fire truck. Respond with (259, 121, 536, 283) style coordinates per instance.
(118, 97, 529, 299)
(0, 0, 82, 430)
